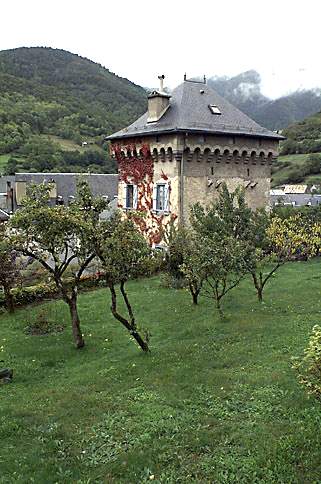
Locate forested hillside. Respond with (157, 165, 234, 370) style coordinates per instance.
(0, 47, 147, 174)
(271, 111, 321, 187)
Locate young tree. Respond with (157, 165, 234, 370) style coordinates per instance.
(191, 183, 253, 241)
(179, 229, 205, 305)
(189, 185, 253, 314)
(164, 225, 188, 289)
(10, 181, 105, 348)
(94, 213, 151, 352)
(196, 235, 249, 315)
(248, 213, 319, 302)
(0, 224, 20, 313)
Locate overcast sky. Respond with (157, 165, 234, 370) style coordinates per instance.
(1, 0, 321, 99)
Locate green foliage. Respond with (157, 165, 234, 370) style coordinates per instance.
(0, 224, 20, 311)
(0, 274, 105, 309)
(292, 325, 321, 402)
(188, 185, 253, 312)
(0, 47, 147, 173)
(6, 282, 56, 306)
(96, 213, 151, 284)
(163, 226, 188, 288)
(274, 202, 321, 223)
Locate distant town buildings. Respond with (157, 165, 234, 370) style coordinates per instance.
(0, 173, 118, 219)
(270, 184, 321, 207)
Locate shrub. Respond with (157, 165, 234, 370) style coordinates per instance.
(0, 272, 106, 308)
(163, 228, 188, 288)
(24, 308, 65, 335)
(10, 282, 57, 306)
(280, 139, 298, 155)
(292, 325, 321, 401)
(159, 273, 187, 289)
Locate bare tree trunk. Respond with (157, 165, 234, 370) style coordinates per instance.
(67, 293, 85, 349)
(191, 289, 200, 304)
(216, 296, 224, 318)
(56, 275, 85, 349)
(189, 283, 200, 305)
(3, 284, 14, 313)
(251, 272, 263, 302)
(192, 291, 199, 305)
(109, 282, 149, 352)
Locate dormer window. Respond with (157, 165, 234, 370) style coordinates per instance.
(209, 104, 221, 115)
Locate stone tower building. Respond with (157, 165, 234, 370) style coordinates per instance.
(107, 76, 284, 245)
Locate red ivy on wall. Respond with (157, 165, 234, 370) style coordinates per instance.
(111, 141, 176, 245)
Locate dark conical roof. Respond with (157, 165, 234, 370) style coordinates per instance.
(107, 80, 284, 141)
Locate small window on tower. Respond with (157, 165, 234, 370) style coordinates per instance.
(209, 104, 221, 115)
(153, 183, 170, 213)
(124, 184, 137, 209)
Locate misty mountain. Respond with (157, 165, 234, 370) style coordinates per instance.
(208, 70, 321, 130)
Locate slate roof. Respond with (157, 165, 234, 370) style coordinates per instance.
(15, 173, 118, 202)
(107, 80, 284, 141)
(270, 193, 321, 207)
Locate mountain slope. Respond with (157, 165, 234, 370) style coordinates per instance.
(271, 110, 321, 187)
(208, 71, 321, 130)
(0, 47, 147, 173)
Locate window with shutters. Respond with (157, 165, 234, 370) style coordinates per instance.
(153, 183, 169, 213)
(124, 184, 137, 209)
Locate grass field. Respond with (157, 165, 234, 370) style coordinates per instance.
(45, 135, 105, 154)
(272, 153, 309, 187)
(1, 262, 321, 483)
(272, 153, 321, 187)
(0, 154, 10, 173)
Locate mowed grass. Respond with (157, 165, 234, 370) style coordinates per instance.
(1, 261, 321, 483)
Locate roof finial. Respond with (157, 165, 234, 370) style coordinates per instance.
(158, 74, 165, 92)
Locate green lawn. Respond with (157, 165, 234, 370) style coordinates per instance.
(1, 262, 321, 482)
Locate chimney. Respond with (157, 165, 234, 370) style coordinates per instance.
(147, 75, 171, 123)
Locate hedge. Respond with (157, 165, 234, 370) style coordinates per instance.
(0, 272, 106, 308)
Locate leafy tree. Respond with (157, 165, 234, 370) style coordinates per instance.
(191, 184, 253, 241)
(0, 224, 20, 312)
(179, 230, 204, 305)
(94, 213, 151, 352)
(195, 234, 249, 315)
(10, 180, 105, 348)
(163, 225, 187, 289)
(249, 213, 320, 302)
(189, 185, 253, 314)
